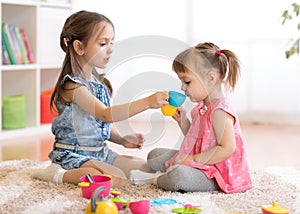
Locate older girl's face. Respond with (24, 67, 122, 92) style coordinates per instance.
(177, 70, 209, 103)
(83, 22, 114, 69)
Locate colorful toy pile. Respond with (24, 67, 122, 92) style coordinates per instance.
(79, 174, 151, 213)
(79, 174, 202, 214)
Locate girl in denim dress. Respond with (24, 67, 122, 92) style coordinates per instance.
(33, 10, 168, 187)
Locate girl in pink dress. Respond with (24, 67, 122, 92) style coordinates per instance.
(130, 42, 252, 193)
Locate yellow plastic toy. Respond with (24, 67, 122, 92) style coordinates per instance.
(161, 104, 178, 116)
(261, 202, 288, 214)
(85, 186, 118, 214)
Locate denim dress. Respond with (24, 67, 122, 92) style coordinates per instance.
(48, 74, 118, 170)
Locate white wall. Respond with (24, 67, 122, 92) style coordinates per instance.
(72, 0, 300, 124)
(188, 0, 300, 124)
(72, 0, 188, 41)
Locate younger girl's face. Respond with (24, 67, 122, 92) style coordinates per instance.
(177, 70, 209, 103)
(83, 22, 114, 69)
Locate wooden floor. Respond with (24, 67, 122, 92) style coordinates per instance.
(1, 122, 300, 170)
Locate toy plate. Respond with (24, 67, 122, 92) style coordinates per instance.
(150, 198, 177, 206)
(171, 207, 202, 214)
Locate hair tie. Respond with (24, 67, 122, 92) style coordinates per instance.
(216, 49, 222, 55)
(64, 37, 70, 47)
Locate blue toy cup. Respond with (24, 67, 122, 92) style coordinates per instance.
(161, 91, 186, 116)
(168, 91, 186, 107)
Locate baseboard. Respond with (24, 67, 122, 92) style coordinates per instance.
(238, 111, 300, 125)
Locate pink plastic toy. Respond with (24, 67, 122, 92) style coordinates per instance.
(78, 174, 111, 199)
(110, 190, 130, 211)
(129, 199, 150, 214)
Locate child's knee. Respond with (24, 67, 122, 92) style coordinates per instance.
(168, 164, 190, 177)
(147, 148, 164, 171)
(80, 167, 102, 175)
(147, 148, 162, 161)
(147, 148, 177, 172)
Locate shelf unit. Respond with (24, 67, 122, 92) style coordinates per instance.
(0, 0, 72, 142)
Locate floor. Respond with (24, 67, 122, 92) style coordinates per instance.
(0, 121, 300, 170)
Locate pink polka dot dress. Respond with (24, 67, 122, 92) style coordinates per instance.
(165, 98, 252, 193)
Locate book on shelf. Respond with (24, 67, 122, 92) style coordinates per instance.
(14, 27, 29, 64)
(1, 23, 16, 64)
(9, 24, 23, 64)
(2, 39, 11, 65)
(19, 28, 34, 64)
(3, 23, 19, 64)
(1, 23, 34, 65)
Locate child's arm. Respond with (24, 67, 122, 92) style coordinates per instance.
(175, 109, 236, 165)
(63, 81, 169, 122)
(172, 107, 191, 135)
(196, 109, 236, 164)
(109, 125, 144, 149)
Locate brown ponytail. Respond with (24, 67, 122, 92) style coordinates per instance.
(219, 49, 240, 91)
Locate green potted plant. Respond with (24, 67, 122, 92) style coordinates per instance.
(281, 3, 300, 58)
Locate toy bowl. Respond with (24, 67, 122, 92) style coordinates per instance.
(161, 104, 177, 116)
(79, 175, 111, 199)
(261, 202, 288, 214)
(129, 199, 150, 214)
(169, 91, 186, 107)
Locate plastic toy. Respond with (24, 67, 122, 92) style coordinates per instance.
(261, 202, 289, 214)
(129, 199, 150, 214)
(85, 186, 118, 214)
(86, 174, 95, 183)
(150, 198, 177, 206)
(110, 190, 130, 211)
(172, 204, 202, 214)
(78, 174, 111, 199)
(161, 91, 186, 116)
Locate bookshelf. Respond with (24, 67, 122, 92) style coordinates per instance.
(0, 0, 72, 141)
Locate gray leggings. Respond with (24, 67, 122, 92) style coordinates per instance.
(147, 148, 219, 192)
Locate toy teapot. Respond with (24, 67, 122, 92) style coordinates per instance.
(85, 186, 118, 214)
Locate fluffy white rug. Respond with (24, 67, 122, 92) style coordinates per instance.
(0, 159, 299, 214)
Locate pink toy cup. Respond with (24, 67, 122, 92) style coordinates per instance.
(79, 175, 111, 199)
(129, 200, 150, 214)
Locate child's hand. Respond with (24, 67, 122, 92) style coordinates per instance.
(172, 106, 187, 124)
(122, 133, 145, 149)
(147, 91, 169, 108)
(172, 106, 191, 135)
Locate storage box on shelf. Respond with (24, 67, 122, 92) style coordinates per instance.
(2, 94, 26, 129)
(0, 0, 72, 141)
(40, 88, 58, 124)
